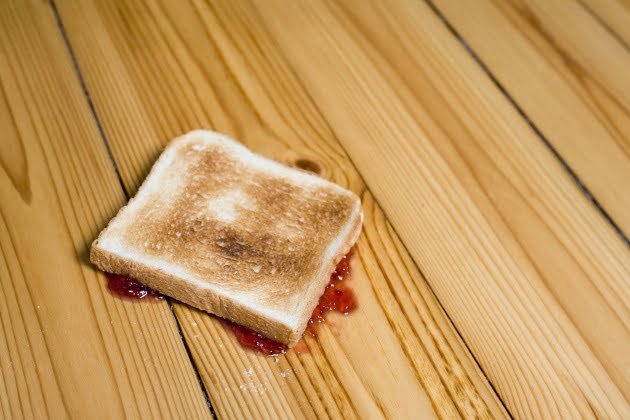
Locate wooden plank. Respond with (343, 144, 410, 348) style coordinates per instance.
(580, 0, 630, 47)
(245, 0, 630, 417)
(327, 2, 630, 402)
(54, 0, 509, 418)
(0, 1, 211, 418)
(433, 0, 630, 235)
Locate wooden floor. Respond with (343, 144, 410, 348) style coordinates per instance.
(0, 0, 628, 418)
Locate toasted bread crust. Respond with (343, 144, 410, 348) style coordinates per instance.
(286, 209, 363, 344)
(90, 130, 363, 346)
(91, 208, 362, 345)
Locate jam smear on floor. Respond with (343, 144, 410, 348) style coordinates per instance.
(105, 248, 357, 355)
(308, 248, 357, 328)
(106, 273, 162, 300)
(222, 320, 289, 356)
(226, 248, 357, 355)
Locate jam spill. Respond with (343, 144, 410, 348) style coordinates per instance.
(222, 320, 289, 356)
(225, 248, 357, 355)
(106, 273, 162, 300)
(105, 248, 357, 355)
(308, 248, 356, 328)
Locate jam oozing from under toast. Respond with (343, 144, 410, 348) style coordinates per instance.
(105, 249, 357, 355)
(106, 273, 162, 300)
(222, 319, 289, 355)
(225, 249, 357, 355)
(308, 248, 356, 327)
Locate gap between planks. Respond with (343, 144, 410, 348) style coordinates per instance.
(50, 0, 512, 416)
(50, 0, 630, 416)
(424, 0, 630, 246)
(574, 0, 630, 50)
(0, 0, 213, 416)
(250, 0, 629, 416)
(48, 0, 216, 415)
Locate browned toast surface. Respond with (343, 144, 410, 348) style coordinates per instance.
(91, 131, 362, 345)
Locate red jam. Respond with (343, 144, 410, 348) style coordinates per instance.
(222, 320, 288, 356)
(106, 273, 162, 300)
(308, 248, 356, 327)
(226, 248, 357, 355)
(105, 249, 357, 356)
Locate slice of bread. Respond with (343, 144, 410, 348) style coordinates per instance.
(91, 130, 363, 346)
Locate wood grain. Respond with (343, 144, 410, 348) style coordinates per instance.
(330, 0, 630, 400)
(0, 1, 211, 418)
(432, 0, 630, 237)
(247, 0, 630, 417)
(54, 0, 510, 418)
(579, 0, 630, 47)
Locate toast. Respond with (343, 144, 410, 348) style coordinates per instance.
(91, 130, 363, 346)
